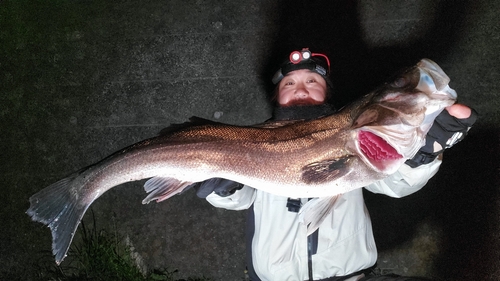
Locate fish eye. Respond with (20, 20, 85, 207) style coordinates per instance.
(392, 77, 408, 88)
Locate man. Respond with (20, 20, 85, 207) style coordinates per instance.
(195, 49, 477, 281)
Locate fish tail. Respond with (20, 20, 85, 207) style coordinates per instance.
(26, 171, 91, 264)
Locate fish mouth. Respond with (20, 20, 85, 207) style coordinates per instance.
(417, 59, 457, 100)
(357, 130, 403, 172)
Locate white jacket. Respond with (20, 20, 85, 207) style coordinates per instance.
(206, 160, 441, 281)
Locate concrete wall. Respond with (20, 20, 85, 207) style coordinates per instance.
(2, 0, 499, 279)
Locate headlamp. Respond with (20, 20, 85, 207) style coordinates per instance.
(272, 48, 331, 84)
(289, 49, 312, 64)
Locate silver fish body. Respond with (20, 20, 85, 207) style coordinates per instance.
(27, 59, 457, 264)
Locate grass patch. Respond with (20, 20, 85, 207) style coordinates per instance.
(38, 211, 212, 281)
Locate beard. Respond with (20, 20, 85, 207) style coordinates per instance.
(272, 103, 336, 121)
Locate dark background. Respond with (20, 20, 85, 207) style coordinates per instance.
(1, 0, 499, 280)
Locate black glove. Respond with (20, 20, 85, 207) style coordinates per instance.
(191, 178, 244, 198)
(405, 107, 478, 168)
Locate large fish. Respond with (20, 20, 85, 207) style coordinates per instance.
(27, 59, 457, 264)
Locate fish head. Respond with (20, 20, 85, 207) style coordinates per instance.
(347, 59, 457, 175)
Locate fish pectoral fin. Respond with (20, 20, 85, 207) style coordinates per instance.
(301, 156, 353, 184)
(299, 195, 341, 235)
(142, 177, 193, 204)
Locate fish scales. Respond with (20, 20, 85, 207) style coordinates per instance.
(27, 59, 457, 264)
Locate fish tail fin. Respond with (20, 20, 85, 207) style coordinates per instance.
(142, 177, 193, 204)
(27, 171, 91, 264)
(299, 195, 341, 235)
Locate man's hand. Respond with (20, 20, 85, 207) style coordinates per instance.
(405, 104, 478, 168)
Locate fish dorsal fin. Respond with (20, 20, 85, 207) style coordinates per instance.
(252, 119, 303, 129)
(158, 116, 222, 136)
(142, 177, 193, 204)
(301, 156, 354, 184)
(299, 195, 341, 235)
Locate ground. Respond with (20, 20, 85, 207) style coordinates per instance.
(1, 0, 499, 280)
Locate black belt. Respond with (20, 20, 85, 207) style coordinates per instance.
(309, 267, 373, 281)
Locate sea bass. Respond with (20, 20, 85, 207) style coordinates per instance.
(27, 59, 457, 264)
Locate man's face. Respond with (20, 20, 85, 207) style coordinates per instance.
(277, 69, 327, 107)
